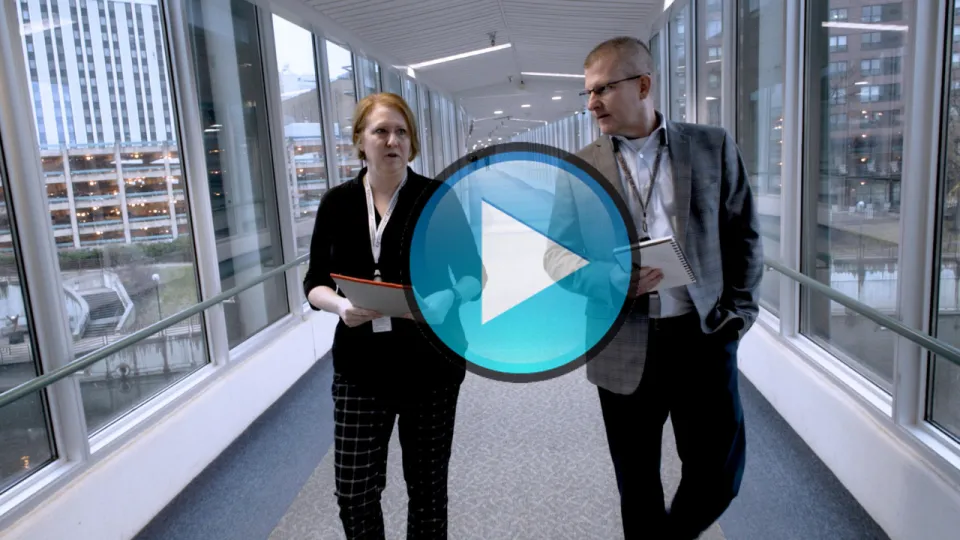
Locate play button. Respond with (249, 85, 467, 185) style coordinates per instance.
(405, 143, 638, 382)
(480, 199, 588, 324)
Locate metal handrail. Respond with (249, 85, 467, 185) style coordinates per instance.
(0, 254, 309, 409)
(765, 258, 960, 368)
(4, 253, 960, 409)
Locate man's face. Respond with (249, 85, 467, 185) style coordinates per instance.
(583, 54, 650, 136)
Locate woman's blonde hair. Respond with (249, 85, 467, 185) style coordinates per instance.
(351, 92, 420, 162)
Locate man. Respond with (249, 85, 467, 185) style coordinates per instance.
(543, 36, 763, 539)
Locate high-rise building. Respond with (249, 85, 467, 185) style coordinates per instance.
(10, 0, 183, 251)
(18, 0, 174, 147)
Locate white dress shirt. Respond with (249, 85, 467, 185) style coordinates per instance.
(614, 113, 695, 318)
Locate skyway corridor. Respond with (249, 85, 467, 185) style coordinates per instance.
(134, 354, 888, 540)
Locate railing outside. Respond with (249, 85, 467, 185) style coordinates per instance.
(0, 253, 309, 409)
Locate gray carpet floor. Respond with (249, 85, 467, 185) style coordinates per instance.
(269, 368, 723, 540)
(137, 353, 889, 540)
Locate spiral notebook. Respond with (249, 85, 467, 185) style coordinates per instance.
(612, 236, 697, 291)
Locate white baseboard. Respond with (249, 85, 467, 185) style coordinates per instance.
(739, 325, 960, 540)
(1, 312, 338, 540)
(9, 311, 957, 540)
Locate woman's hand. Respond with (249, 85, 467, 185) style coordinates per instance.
(337, 300, 382, 327)
(403, 289, 455, 325)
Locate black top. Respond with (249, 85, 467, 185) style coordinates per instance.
(302, 167, 482, 391)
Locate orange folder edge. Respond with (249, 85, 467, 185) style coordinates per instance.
(329, 273, 412, 290)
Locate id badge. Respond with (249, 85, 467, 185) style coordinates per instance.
(372, 316, 392, 333)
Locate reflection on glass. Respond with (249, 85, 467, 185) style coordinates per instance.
(443, 98, 456, 167)
(801, 0, 912, 391)
(326, 41, 359, 182)
(431, 92, 445, 174)
(382, 69, 403, 96)
(15, 0, 207, 434)
(0, 169, 55, 494)
(650, 33, 662, 109)
(402, 79, 424, 175)
(738, 0, 785, 315)
(355, 55, 379, 100)
(187, 0, 288, 350)
(697, 0, 722, 125)
(930, 0, 960, 441)
(273, 15, 325, 261)
(418, 86, 434, 176)
(669, 5, 688, 122)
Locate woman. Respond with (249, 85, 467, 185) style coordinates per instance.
(303, 92, 483, 539)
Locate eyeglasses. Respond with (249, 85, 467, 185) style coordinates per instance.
(578, 74, 647, 100)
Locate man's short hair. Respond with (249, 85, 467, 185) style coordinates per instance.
(584, 36, 654, 76)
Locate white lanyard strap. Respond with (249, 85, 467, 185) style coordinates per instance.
(364, 173, 407, 278)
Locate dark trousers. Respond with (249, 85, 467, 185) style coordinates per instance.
(598, 313, 746, 540)
(332, 374, 461, 539)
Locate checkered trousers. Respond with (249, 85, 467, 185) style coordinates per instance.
(332, 374, 461, 539)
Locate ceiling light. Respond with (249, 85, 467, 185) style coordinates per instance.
(494, 110, 503, 114)
(552, 96, 562, 100)
(821, 21, 908, 32)
(521, 71, 585, 78)
(407, 67, 416, 78)
(521, 104, 531, 108)
(409, 43, 512, 69)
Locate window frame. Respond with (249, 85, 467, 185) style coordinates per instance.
(653, 0, 960, 489)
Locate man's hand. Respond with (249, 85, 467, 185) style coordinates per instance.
(337, 301, 382, 327)
(633, 266, 663, 298)
(612, 265, 663, 299)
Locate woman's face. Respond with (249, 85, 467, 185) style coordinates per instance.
(358, 104, 411, 174)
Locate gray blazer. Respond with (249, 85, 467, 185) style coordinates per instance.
(543, 120, 763, 395)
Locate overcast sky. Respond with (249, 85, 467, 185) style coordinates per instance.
(273, 15, 352, 79)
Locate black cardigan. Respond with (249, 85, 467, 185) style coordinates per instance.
(302, 167, 481, 391)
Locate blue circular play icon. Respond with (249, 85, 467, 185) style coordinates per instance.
(406, 143, 639, 383)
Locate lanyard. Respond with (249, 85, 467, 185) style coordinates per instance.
(613, 134, 665, 238)
(364, 172, 407, 281)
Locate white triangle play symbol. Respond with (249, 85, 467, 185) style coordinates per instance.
(480, 200, 589, 324)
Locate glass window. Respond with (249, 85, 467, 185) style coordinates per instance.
(800, 0, 914, 392)
(697, 0, 722, 125)
(17, 0, 207, 434)
(443, 97, 456, 167)
(650, 33, 662, 110)
(354, 54, 379, 100)
(419, 85, 434, 176)
(402, 78, 424, 175)
(272, 15, 324, 275)
(930, 0, 960, 442)
(430, 92, 445, 174)
(829, 35, 848, 52)
(669, 5, 688, 122)
(738, 0, 786, 315)
(186, 0, 288, 349)
(0, 168, 55, 493)
(325, 41, 359, 182)
(381, 68, 403, 96)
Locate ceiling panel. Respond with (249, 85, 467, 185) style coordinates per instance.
(291, 0, 662, 132)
